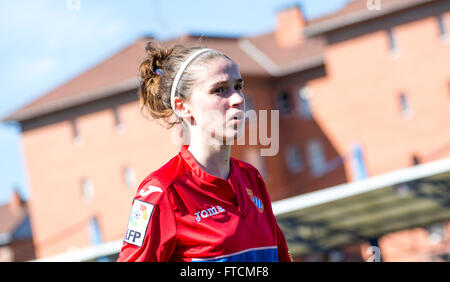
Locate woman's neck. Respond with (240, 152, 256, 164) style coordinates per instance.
(187, 141, 231, 180)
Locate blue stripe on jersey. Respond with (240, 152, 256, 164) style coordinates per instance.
(253, 198, 263, 210)
(191, 246, 278, 262)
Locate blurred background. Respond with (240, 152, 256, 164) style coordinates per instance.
(0, 0, 449, 262)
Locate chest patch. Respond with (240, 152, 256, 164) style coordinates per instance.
(124, 199, 154, 247)
(247, 188, 264, 213)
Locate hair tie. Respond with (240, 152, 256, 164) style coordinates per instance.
(155, 68, 163, 76)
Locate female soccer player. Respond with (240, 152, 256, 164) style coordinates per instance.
(117, 41, 291, 262)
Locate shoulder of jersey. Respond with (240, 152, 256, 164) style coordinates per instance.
(232, 157, 267, 199)
(135, 153, 185, 204)
(232, 157, 261, 178)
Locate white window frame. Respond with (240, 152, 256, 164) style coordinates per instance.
(123, 166, 136, 189)
(399, 92, 413, 120)
(113, 106, 125, 134)
(81, 178, 94, 202)
(71, 118, 83, 146)
(387, 28, 400, 57)
(427, 223, 446, 245)
(285, 145, 304, 173)
(276, 91, 292, 115)
(244, 94, 255, 112)
(306, 139, 327, 177)
(244, 148, 266, 178)
(297, 86, 313, 120)
(437, 13, 449, 43)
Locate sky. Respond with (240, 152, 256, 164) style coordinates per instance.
(0, 0, 351, 205)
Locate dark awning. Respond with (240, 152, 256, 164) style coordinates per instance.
(272, 158, 450, 257)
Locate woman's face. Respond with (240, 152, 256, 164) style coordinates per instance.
(186, 56, 245, 145)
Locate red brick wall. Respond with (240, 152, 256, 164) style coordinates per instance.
(306, 11, 450, 178)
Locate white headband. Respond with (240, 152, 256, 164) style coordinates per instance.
(170, 48, 212, 113)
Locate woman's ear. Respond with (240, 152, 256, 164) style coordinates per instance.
(173, 97, 192, 119)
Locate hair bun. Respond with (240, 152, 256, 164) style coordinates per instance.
(138, 41, 176, 126)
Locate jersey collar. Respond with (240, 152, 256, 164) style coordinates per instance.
(179, 145, 240, 210)
(179, 145, 234, 187)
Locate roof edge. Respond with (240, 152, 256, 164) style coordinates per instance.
(2, 77, 139, 123)
(237, 38, 324, 77)
(304, 0, 433, 37)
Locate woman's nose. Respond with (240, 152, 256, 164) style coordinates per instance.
(229, 91, 245, 109)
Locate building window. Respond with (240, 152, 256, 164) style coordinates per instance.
(88, 216, 108, 261)
(327, 250, 344, 262)
(427, 224, 445, 245)
(81, 178, 94, 202)
(437, 14, 448, 42)
(123, 166, 136, 189)
(276, 91, 292, 115)
(387, 28, 399, 56)
(411, 154, 421, 166)
(88, 216, 103, 245)
(71, 118, 83, 146)
(350, 143, 369, 180)
(113, 106, 125, 134)
(306, 139, 327, 177)
(399, 92, 413, 119)
(244, 148, 266, 178)
(297, 86, 312, 119)
(244, 95, 255, 112)
(285, 145, 304, 173)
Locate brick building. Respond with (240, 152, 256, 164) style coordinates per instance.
(0, 190, 35, 261)
(2, 0, 450, 261)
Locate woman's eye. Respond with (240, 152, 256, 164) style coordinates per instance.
(235, 84, 243, 91)
(215, 87, 225, 93)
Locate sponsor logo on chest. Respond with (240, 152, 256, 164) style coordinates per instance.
(194, 205, 226, 222)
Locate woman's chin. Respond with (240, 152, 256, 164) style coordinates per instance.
(223, 131, 245, 145)
(201, 127, 244, 146)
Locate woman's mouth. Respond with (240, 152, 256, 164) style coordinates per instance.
(230, 115, 244, 126)
(230, 112, 244, 121)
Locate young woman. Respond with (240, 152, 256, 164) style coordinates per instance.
(117, 41, 291, 262)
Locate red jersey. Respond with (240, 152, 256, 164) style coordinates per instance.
(117, 145, 291, 262)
